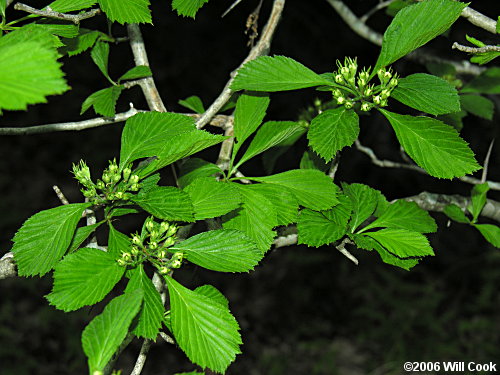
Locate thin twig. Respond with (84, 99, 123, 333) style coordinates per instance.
(127, 24, 167, 112)
(196, 0, 286, 129)
(14, 3, 101, 24)
(481, 140, 495, 183)
(359, 0, 395, 24)
(52, 185, 70, 205)
(222, 0, 246, 17)
(336, 238, 358, 265)
(452, 42, 500, 54)
(130, 340, 152, 375)
(159, 332, 175, 345)
(216, 118, 235, 171)
(273, 233, 298, 248)
(460, 6, 498, 34)
(0, 106, 140, 135)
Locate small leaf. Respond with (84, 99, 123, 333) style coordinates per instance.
(460, 94, 494, 120)
(247, 169, 339, 210)
(46, 247, 125, 312)
(82, 290, 143, 373)
(342, 183, 381, 232)
(184, 178, 241, 220)
(165, 276, 241, 373)
(80, 85, 123, 117)
(178, 158, 221, 188)
(307, 107, 360, 162)
(125, 265, 164, 339)
(98, 0, 152, 24)
(233, 92, 270, 153)
(118, 65, 152, 82)
(12, 203, 90, 277)
(61, 29, 99, 56)
(443, 204, 470, 224)
(300, 150, 329, 172)
(474, 224, 500, 248)
(49, 0, 96, 12)
(231, 55, 332, 92)
(172, 229, 263, 272)
(375, 0, 466, 69)
(132, 186, 195, 222)
(391, 73, 460, 115)
(178, 95, 205, 114)
(469, 182, 489, 222)
(68, 222, 102, 253)
(91, 41, 113, 84)
(172, 0, 210, 18)
(380, 109, 480, 179)
(195, 285, 229, 308)
(263, 127, 305, 174)
(366, 228, 434, 257)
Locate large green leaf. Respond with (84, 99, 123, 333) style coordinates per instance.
(98, 0, 152, 24)
(46, 247, 125, 312)
(49, 0, 97, 12)
(307, 107, 359, 162)
(460, 94, 494, 120)
(380, 109, 480, 179)
(375, 0, 466, 69)
(178, 158, 221, 188)
(0, 29, 69, 111)
(360, 200, 437, 233)
(231, 56, 332, 92)
(108, 224, 132, 257)
(247, 169, 339, 210)
(82, 290, 143, 373)
(125, 265, 164, 339)
(12, 203, 89, 276)
(342, 183, 383, 232)
(80, 85, 123, 117)
(132, 186, 195, 222)
(366, 228, 434, 258)
(165, 276, 241, 373)
(184, 178, 241, 220)
(172, 229, 263, 272)
(474, 224, 500, 248)
(172, 0, 210, 18)
(246, 183, 299, 226)
(222, 185, 277, 252)
(235, 121, 306, 169)
(391, 73, 460, 115)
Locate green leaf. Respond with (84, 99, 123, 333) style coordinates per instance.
(437, 110, 466, 131)
(300, 150, 329, 172)
(247, 169, 339, 210)
(35, 20, 79, 39)
(474, 224, 500, 248)
(165, 276, 241, 373)
(172, 0, 210, 18)
(195, 285, 229, 308)
(246, 183, 299, 226)
(470, 51, 500, 65)
(360, 200, 437, 233)
(233, 92, 270, 152)
(0, 29, 69, 111)
(497, 16, 500, 34)
(443, 204, 470, 224)
(235, 121, 306, 169)
(178, 95, 205, 114)
(125, 265, 164, 339)
(82, 290, 143, 373)
(178, 158, 221, 188)
(108, 224, 132, 257)
(98, 0, 152, 24)
(375, 0, 466, 69)
(380, 109, 480, 179)
(460, 94, 494, 120)
(184, 178, 241, 220)
(297, 194, 352, 247)
(222, 185, 277, 252)
(68, 222, 102, 253)
(172, 229, 263, 272)
(91, 41, 113, 84)
(61, 29, 99, 56)
(469, 182, 489, 222)
(231, 55, 332, 92)
(132, 186, 195, 222)
(462, 67, 500, 94)
(118, 65, 152, 82)
(366, 228, 434, 257)
(46, 247, 125, 311)
(391, 73, 460, 115)
(12, 203, 89, 277)
(341, 183, 380, 231)
(307, 108, 359, 162)
(109, 207, 139, 218)
(49, 0, 97, 12)
(262, 126, 305, 174)
(0, 0, 6, 18)
(80, 85, 123, 117)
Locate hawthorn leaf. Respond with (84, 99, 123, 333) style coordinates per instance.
(462, 67, 500, 94)
(262, 127, 305, 174)
(195, 285, 229, 308)
(82, 290, 143, 373)
(165, 276, 241, 373)
(469, 182, 489, 222)
(231, 55, 332, 92)
(342, 183, 380, 232)
(132, 186, 195, 222)
(80, 85, 123, 117)
(380, 109, 480, 179)
(307, 107, 359, 162)
(184, 178, 241, 220)
(366, 228, 434, 258)
(443, 204, 470, 224)
(12, 203, 90, 277)
(108, 224, 132, 257)
(178, 95, 205, 114)
(178, 158, 221, 188)
(375, 0, 466, 69)
(391, 73, 460, 115)
(246, 183, 299, 226)
(118, 65, 152, 82)
(474, 224, 500, 248)
(172, 0, 210, 18)
(172, 229, 263, 272)
(247, 169, 339, 210)
(61, 29, 100, 56)
(90, 41, 113, 83)
(233, 92, 270, 153)
(49, 0, 96, 12)
(68, 222, 102, 253)
(98, 0, 152, 24)
(460, 94, 494, 120)
(46, 247, 125, 312)
(300, 150, 329, 172)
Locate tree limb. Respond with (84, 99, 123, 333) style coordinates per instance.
(460, 6, 498, 34)
(14, 3, 101, 24)
(0, 252, 16, 279)
(130, 339, 152, 375)
(452, 42, 500, 54)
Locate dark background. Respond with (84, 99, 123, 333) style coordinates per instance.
(1, 1, 499, 374)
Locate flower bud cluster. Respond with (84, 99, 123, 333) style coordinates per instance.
(72, 159, 140, 205)
(330, 57, 399, 112)
(117, 217, 180, 269)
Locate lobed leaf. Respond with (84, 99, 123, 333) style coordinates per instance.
(366, 228, 434, 258)
(80, 85, 123, 117)
(172, 0, 210, 18)
(98, 0, 152, 24)
(341, 183, 381, 231)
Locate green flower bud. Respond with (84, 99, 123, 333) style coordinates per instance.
(364, 87, 373, 96)
(106, 192, 115, 201)
(83, 188, 95, 198)
(121, 252, 132, 262)
(380, 99, 388, 107)
(145, 219, 155, 232)
(149, 241, 158, 250)
(166, 225, 178, 237)
(336, 96, 345, 105)
(383, 71, 392, 80)
(122, 167, 132, 182)
(344, 101, 353, 109)
(373, 95, 382, 105)
(150, 230, 158, 239)
(122, 193, 131, 201)
(332, 89, 342, 98)
(130, 183, 140, 192)
(164, 237, 175, 247)
(112, 174, 121, 183)
(96, 180, 105, 190)
(102, 173, 111, 184)
(159, 266, 170, 275)
(380, 89, 391, 99)
(359, 70, 370, 81)
(357, 78, 366, 87)
(108, 163, 118, 174)
(313, 98, 321, 107)
(157, 249, 167, 259)
(388, 77, 398, 88)
(117, 259, 127, 266)
(361, 102, 371, 112)
(131, 246, 139, 256)
(132, 235, 142, 246)
(171, 259, 182, 269)
(334, 74, 344, 84)
(129, 175, 140, 184)
(160, 221, 170, 234)
(115, 191, 124, 200)
(340, 66, 350, 78)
